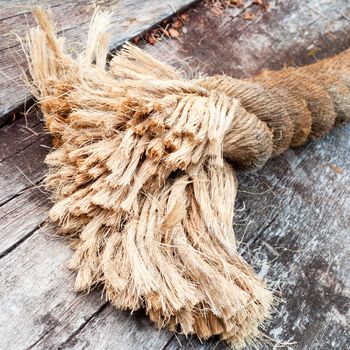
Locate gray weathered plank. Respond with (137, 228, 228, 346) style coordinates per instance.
(0, 0, 349, 349)
(0, 226, 172, 350)
(0, 0, 197, 124)
(55, 306, 172, 350)
(0, 226, 102, 350)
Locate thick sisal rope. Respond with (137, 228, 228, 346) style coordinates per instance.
(25, 8, 350, 348)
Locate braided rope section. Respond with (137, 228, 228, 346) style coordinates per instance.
(26, 8, 350, 348)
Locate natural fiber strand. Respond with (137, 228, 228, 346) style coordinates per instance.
(25, 7, 350, 348)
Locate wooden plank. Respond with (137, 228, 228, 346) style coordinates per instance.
(0, 0, 349, 349)
(0, 111, 42, 162)
(0, 187, 48, 257)
(0, 110, 50, 253)
(0, 111, 49, 205)
(0, 0, 197, 125)
(0, 225, 102, 350)
(0, 226, 171, 350)
(54, 307, 172, 350)
(144, 0, 350, 77)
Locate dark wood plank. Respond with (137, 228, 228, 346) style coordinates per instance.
(0, 0, 349, 349)
(0, 0, 197, 125)
(0, 110, 42, 162)
(144, 0, 350, 77)
(0, 122, 49, 205)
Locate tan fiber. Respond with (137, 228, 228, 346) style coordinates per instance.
(25, 7, 350, 349)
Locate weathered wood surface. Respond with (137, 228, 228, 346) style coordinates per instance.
(0, 0, 350, 349)
(0, 0, 197, 124)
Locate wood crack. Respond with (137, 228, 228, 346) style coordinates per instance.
(56, 303, 109, 350)
(25, 302, 109, 350)
(0, 174, 46, 207)
(161, 334, 175, 350)
(0, 221, 46, 259)
(0, 135, 44, 164)
(243, 189, 297, 250)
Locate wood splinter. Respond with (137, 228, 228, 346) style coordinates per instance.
(24, 7, 350, 349)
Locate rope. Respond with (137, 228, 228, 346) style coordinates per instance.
(25, 7, 350, 348)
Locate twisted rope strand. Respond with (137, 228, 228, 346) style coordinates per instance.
(25, 8, 350, 349)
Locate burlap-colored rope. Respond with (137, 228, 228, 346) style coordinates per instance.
(25, 8, 350, 348)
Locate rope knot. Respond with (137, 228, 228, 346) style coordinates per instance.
(119, 79, 275, 173)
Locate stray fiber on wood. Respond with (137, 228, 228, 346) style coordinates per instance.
(25, 7, 350, 349)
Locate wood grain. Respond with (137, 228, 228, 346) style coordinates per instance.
(0, 0, 349, 349)
(0, 0, 197, 125)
